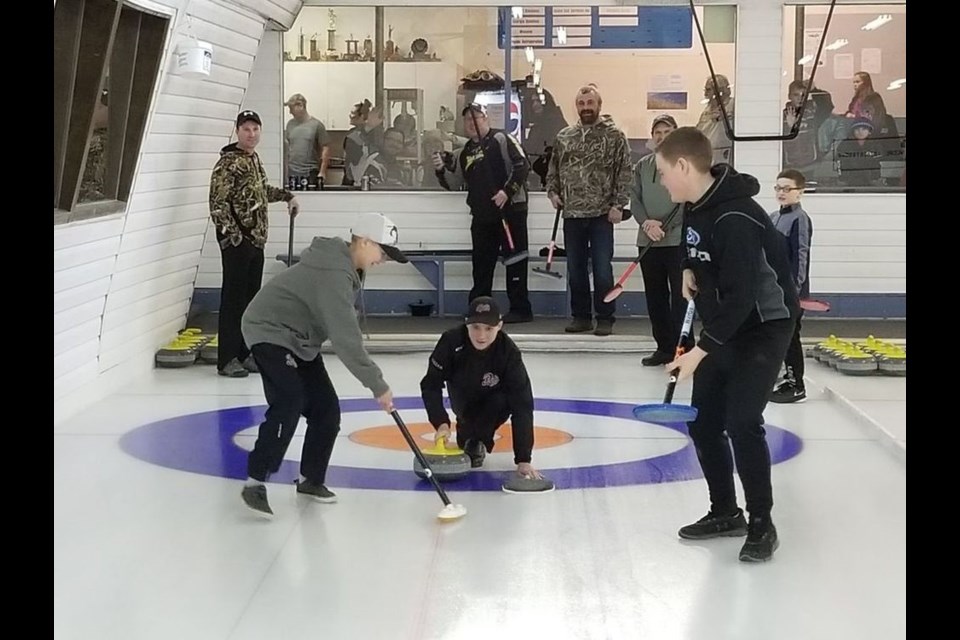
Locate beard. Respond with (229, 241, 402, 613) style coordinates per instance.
(579, 109, 598, 125)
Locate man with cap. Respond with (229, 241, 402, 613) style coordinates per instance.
(239, 212, 408, 517)
(630, 114, 690, 366)
(419, 296, 543, 479)
(284, 93, 330, 186)
(209, 110, 300, 378)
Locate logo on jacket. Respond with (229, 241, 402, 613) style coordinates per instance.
(481, 372, 500, 388)
(685, 227, 711, 262)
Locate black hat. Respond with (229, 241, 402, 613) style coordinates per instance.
(461, 103, 488, 117)
(465, 296, 501, 326)
(236, 110, 262, 128)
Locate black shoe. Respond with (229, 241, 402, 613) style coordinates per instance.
(594, 319, 614, 336)
(295, 479, 338, 503)
(565, 318, 594, 333)
(503, 311, 534, 324)
(769, 381, 807, 404)
(464, 439, 486, 468)
(678, 508, 748, 540)
(739, 516, 780, 562)
(218, 358, 249, 378)
(241, 484, 273, 517)
(241, 355, 259, 374)
(641, 351, 673, 366)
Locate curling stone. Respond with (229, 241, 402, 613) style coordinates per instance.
(413, 437, 471, 482)
(811, 335, 839, 363)
(155, 329, 212, 368)
(199, 334, 219, 364)
(876, 346, 906, 377)
(835, 347, 878, 376)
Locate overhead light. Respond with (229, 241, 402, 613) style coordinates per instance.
(887, 78, 906, 90)
(861, 14, 892, 31)
(700, 98, 710, 105)
(557, 26, 567, 44)
(533, 71, 541, 86)
(797, 54, 814, 65)
(512, 7, 523, 20)
(824, 38, 849, 51)
(534, 58, 542, 73)
(525, 47, 535, 64)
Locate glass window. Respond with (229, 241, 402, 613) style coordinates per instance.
(782, 4, 906, 192)
(54, 0, 169, 219)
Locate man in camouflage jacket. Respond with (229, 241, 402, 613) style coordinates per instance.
(208, 110, 299, 377)
(546, 86, 632, 336)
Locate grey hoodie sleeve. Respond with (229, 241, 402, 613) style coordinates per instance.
(312, 275, 389, 397)
(629, 160, 649, 225)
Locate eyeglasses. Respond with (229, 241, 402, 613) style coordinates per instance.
(773, 186, 802, 193)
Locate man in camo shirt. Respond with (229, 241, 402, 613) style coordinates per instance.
(546, 85, 632, 336)
(208, 110, 300, 377)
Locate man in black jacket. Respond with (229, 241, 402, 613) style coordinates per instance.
(433, 104, 533, 323)
(419, 297, 543, 479)
(654, 127, 799, 563)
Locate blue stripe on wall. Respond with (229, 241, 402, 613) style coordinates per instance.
(191, 288, 905, 320)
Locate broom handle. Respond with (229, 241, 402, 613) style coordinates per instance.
(664, 299, 697, 404)
(391, 410, 452, 507)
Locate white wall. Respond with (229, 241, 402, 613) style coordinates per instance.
(54, 0, 304, 426)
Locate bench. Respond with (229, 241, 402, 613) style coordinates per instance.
(276, 249, 641, 317)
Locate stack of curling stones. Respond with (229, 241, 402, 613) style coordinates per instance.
(199, 334, 218, 364)
(808, 335, 906, 377)
(155, 328, 215, 368)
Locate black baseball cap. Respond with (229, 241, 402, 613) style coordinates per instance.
(465, 296, 502, 326)
(236, 110, 262, 128)
(461, 103, 488, 117)
(651, 114, 678, 132)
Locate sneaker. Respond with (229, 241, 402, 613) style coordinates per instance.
(464, 439, 487, 468)
(502, 311, 534, 324)
(242, 355, 259, 374)
(564, 318, 594, 333)
(295, 479, 338, 503)
(739, 516, 780, 562)
(641, 351, 674, 366)
(594, 319, 614, 336)
(769, 381, 806, 404)
(241, 484, 273, 517)
(678, 508, 748, 540)
(218, 358, 249, 378)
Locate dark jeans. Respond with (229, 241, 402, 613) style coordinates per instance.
(246, 344, 341, 484)
(783, 309, 805, 386)
(469, 209, 532, 316)
(687, 318, 795, 517)
(451, 392, 511, 453)
(218, 239, 264, 369)
(563, 215, 615, 322)
(639, 244, 687, 353)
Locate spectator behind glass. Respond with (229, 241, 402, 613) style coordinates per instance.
(835, 117, 882, 187)
(845, 72, 887, 123)
(343, 100, 371, 186)
(696, 74, 734, 165)
(782, 80, 821, 169)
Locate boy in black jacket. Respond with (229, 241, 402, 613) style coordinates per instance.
(655, 127, 799, 563)
(419, 297, 543, 480)
(432, 104, 533, 323)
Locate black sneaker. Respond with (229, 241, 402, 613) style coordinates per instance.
(502, 311, 534, 324)
(678, 508, 748, 540)
(241, 355, 259, 374)
(565, 318, 594, 333)
(295, 479, 338, 503)
(218, 358, 249, 378)
(464, 439, 487, 468)
(769, 381, 806, 404)
(241, 484, 273, 517)
(594, 319, 614, 336)
(739, 516, 780, 562)
(641, 351, 674, 366)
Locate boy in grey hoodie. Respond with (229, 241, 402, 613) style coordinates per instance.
(239, 213, 408, 517)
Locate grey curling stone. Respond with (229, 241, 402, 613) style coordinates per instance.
(836, 353, 878, 375)
(199, 340, 218, 364)
(502, 473, 556, 494)
(413, 450, 471, 482)
(877, 354, 906, 376)
(155, 346, 200, 368)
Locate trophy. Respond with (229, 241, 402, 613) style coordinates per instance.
(326, 9, 337, 56)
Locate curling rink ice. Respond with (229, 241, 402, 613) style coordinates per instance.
(54, 352, 906, 640)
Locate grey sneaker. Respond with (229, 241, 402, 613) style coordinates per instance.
(739, 516, 780, 562)
(564, 318, 594, 333)
(241, 484, 273, 517)
(295, 479, 338, 503)
(241, 355, 259, 374)
(218, 358, 249, 378)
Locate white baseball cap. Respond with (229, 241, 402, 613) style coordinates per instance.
(351, 212, 408, 263)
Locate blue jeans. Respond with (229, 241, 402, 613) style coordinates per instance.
(563, 215, 615, 322)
